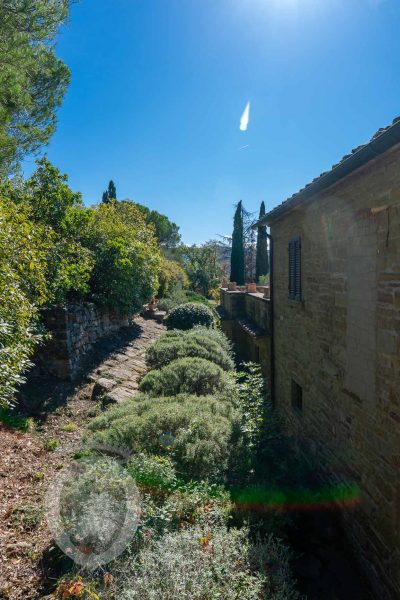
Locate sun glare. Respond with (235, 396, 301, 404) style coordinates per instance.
(241, 0, 316, 14)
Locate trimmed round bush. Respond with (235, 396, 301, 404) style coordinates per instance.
(86, 393, 241, 480)
(189, 325, 233, 356)
(139, 357, 229, 396)
(160, 326, 234, 355)
(165, 302, 215, 330)
(145, 333, 234, 372)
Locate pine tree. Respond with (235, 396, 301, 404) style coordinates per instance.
(255, 201, 269, 282)
(102, 190, 109, 203)
(108, 180, 117, 200)
(230, 201, 245, 285)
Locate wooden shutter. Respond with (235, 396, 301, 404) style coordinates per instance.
(294, 238, 301, 301)
(288, 240, 295, 299)
(288, 237, 301, 301)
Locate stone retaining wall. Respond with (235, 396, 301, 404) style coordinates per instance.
(35, 303, 130, 380)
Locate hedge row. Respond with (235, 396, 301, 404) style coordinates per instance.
(74, 325, 299, 599)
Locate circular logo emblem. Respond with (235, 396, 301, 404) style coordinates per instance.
(45, 450, 140, 569)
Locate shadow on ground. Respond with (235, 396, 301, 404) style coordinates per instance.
(19, 321, 145, 420)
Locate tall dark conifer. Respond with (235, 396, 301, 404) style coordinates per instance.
(101, 180, 117, 203)
(230, 201, 245, 285)
(255, 201, 269, 282)
(108, 180, 117, 200)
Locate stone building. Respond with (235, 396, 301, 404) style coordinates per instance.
(223, 117, 400, 598)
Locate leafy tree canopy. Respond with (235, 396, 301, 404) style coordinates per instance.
(158, 257, 189, 297)
(0, 160, 163, 403)
(120, 200, 180, 248)
(82, 201, 161, 314)
(177, 241, 224, 297)
(23, 157, 83, 231)
(1, 158, 93, 304)
(0, 0, 72, 174)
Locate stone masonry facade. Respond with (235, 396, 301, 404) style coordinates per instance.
(219, 287, 271, 378)
(270, 143, 400, 597)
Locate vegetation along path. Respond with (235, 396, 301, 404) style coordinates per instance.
(0, 316, 164, 600)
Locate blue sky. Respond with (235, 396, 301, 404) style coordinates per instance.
(24, 0, 400, 244)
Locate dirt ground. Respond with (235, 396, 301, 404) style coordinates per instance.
(0, 317, 164, 600)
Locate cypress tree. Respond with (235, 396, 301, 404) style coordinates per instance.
(101, 180, 116, 203)
(108, 180, 117, 200)
(230, 201, 245, 285)
(255, 201, 269, 282)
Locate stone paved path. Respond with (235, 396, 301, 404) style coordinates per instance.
(89, 316, 165, 405)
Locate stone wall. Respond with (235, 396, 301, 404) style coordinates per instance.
(270, 143, 400, 598)
(219, 288, 271, 378)
(35, 303, 130, 380)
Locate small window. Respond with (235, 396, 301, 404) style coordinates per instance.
(288, 237, 301, 301)
(291, 379, 303, 413)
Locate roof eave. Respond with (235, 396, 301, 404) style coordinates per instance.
(253, 119, 400, 228)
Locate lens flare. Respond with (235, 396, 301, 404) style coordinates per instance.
(232, 483, 360, 512)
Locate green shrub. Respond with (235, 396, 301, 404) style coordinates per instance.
(86, 394, 241, 480)
(157, 297, 178, 312)
(126, 453, 177, 495)
(158, 289, 215, 314)
(62, 423, 77, 432)
(165, 302, 215, 330)
(113, 526, 299, 600)
(57, 457, 139, 560)
(145, 333, 234, 372)
(163, 325, 233, 356)
(9, 504, 42, 531)
(139, 357, 229, 397)
(0, 406, 33, 431)
(235, 363, 289, 486)
(157, 258, 188, 297)
(184, 290, 215, 309)
(157, 285, 188, 312)
(45, 438, 59, 451)
(128, 466, 231, 535)
(164, 480, 232, 529)
(0, 199, 49, 406)
(190, 325, 233, 355)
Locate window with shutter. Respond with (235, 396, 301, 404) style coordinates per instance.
(288, 237, 301, 302)
(291, 379, 303, 413)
